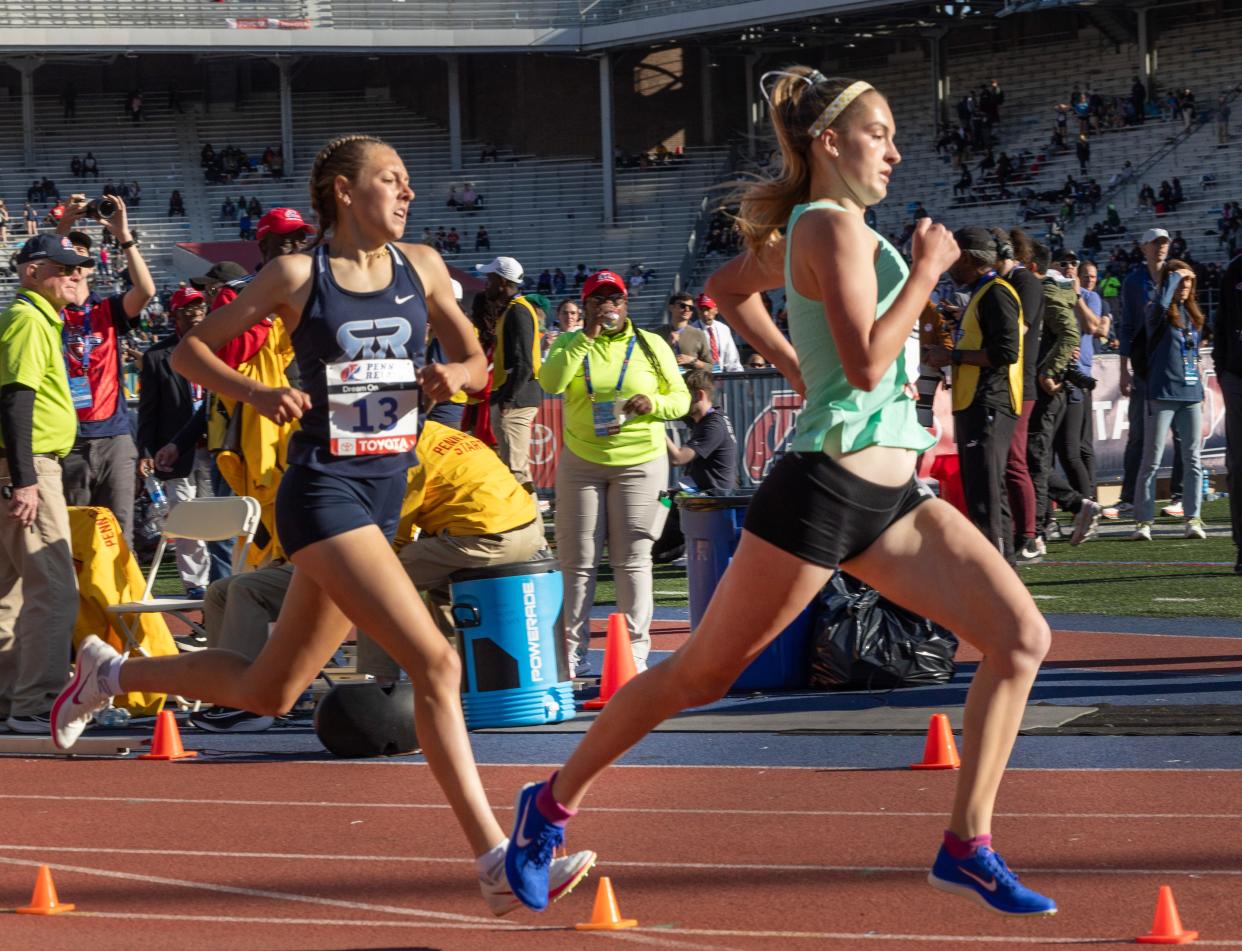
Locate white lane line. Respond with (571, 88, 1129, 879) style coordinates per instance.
(0, 854, 723, 950)
(653, 929, 1242, 946)
(50, 911, 1242, 947)
(0, 846, 1239, 878)
(0, 794, 1238, 821)
(0, 854, 503, 925)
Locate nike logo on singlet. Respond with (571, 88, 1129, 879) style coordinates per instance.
(395, 293, 416, 305)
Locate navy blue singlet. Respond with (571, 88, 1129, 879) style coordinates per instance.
(289, 243, 429, 477)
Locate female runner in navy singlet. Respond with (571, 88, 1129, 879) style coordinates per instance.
(52, 134, 596, 914)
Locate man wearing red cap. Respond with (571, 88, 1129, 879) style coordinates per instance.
(137, 287, 212, 597)
(693, 293, 743, 372)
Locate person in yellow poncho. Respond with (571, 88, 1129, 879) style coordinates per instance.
(188, 420, 542, 733)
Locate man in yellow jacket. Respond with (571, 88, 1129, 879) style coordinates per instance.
(190, 420, 543, 732)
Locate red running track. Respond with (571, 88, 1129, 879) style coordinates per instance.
(0, 761, 1239, 949)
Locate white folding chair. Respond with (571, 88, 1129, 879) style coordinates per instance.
(107, 496, 262, 658)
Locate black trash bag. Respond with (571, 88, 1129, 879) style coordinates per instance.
(808, 573, 959, 691)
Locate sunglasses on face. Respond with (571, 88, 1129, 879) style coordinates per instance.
(672, 302, 694, 310)
(41, 261, 89, 277)
(587, 294, 626, 306)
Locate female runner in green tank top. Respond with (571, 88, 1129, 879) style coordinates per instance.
(504, 69, 1056, 918)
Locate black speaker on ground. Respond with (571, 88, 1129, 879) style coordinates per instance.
(313, 681, 419, 758)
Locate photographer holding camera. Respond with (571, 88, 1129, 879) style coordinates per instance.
(56, 193, 156, 548)
(1023, 243, 1080, 556)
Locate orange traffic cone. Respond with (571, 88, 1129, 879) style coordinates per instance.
(16, 865, 75, 915)
(1136, 885, 1199, 944)
(139, 709, 198, 761)
(582, 614, 638, 710)
(575, 876, 638, 931)
(910, 713, 961, 770)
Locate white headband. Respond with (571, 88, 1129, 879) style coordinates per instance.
(808, 81, 874, 139)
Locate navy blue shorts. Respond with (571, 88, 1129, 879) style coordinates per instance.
(276, 463, 407, 557)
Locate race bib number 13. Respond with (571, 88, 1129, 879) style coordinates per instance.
(326, 358, 419, 456)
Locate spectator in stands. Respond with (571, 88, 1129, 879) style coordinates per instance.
(445, 228, 460, 253)
(70, 156, 82, 178)
(479, 142, 499, 162)
(83, 152, 98, 180)
(537, 269, 553, 294)
(56, 198, 155, 549)
(220, 197, 237, 221)
(23, 203, 38, 237)
(201, 143, 215, 169)
(1171, 230, 1188, 259)
(62, 83, 77, 120)
(1217, 94, 1231, 146)
(954, 166, 973, 198)
(269, 149, 284, 179)
(434, 227, 447, 250)
(1172, 177, 1185, 206)
(238, 212, 254, 240)
(167, 190, 186, 217)
(475, 226, 491, 252)
(247, 197, 262, 218)
(127, 90, 143, 124)
(572, 263, 589, 289)
(1076, 134, 1090, 176)
(422, 227, 433, 245)
(1111, 228, 1171, 520)
(1131, 76, 1147, 123)
(0, 235, 94, 732)
(447, 186, 459, 209)
(1138, 182, 1155, 210)
(461, 183, 480, 210)
(1132, 261, 1207, 541)
(482, 256, 541, 493)
(658, 291, 711, 372)
(540, 270, 689, 675)
(138, 287, 213, 597)
(692, 293, 743, 371)
(553, 269, 567, 295)
(127, 180, 142, 207)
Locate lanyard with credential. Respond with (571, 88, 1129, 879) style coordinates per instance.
(62, 309, 94, 371)
(583, 335, 638, 402)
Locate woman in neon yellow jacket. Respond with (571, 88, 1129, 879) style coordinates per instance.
(539, 270, 690, 675)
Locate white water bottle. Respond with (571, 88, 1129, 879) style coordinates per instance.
(145, 475, 169, 516)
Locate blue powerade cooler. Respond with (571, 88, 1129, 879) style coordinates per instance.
(449, 557, 576, 729)
(679, 492, 813, 691)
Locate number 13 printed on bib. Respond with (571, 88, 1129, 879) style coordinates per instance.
(326, 359, 420, 456)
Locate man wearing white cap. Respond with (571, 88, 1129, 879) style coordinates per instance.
(1112, 228, 1171, 518)
(480, 256, 542, 492)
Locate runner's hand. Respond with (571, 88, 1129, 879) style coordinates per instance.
(417, 362, 469, 403)
(251, 385, 310, 424)
(911, 218, 960, 279)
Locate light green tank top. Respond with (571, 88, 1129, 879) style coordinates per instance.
(784, 199, 935, 457)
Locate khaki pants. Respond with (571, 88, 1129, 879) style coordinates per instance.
(203, 562, 295, 661)
(0, 456, 79, 718)
(356, 518, 546, 680)
(493, 405, 538, 488)
(555, 447, 668, 670)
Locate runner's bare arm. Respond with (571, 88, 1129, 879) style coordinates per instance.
(705, 239, 804, 394)
(401, 243, 486, 402)
(794, 212, 956, 391)
(172, 254, 312, 423)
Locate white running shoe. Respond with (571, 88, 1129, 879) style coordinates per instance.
(479, 842, 597, 917)
(1070, 500, 1103, 546)
(1162, 501, 1185, 518)
(1130, 522, 1153, 542)
(1185, 518, 1207, 540)
(51, 635, 120, 750)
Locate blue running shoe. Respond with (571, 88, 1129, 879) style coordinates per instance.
(504, 781, 565, 911)
(928, 845, 1057, 916)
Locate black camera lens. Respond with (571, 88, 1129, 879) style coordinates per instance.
(84, 197, 118, 220)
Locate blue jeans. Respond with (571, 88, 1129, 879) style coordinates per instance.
(1135, 398, 1202, 523)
